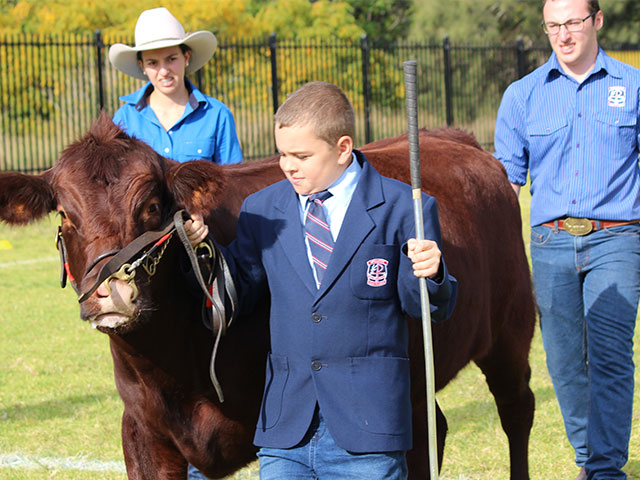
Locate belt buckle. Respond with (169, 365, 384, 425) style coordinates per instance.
(563, 217, 593, 236)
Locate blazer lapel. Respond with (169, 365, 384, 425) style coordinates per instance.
(273, 187, 318, 295)
(315, 155, 384, 301)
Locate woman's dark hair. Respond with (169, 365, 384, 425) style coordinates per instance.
(136, 44, 192, 63)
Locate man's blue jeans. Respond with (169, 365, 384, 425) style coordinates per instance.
(531, 224, 640, 479)
(257, 408, 408, 479)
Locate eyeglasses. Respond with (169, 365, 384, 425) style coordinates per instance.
(542, 11, 597, 35)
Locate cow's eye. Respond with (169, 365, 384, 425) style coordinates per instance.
(137, 197, 162, 232)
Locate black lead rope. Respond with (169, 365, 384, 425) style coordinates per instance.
(173, 211, 238, 403)
(56, 225, 76, 292)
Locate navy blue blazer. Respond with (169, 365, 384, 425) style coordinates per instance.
(226, 150, 457, 453)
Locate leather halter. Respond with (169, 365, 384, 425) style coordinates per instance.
(55, 209, 237, 402)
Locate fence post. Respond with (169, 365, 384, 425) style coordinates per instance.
(443, 35, 453, 126)
(268, 33, 279, 153)
(360, 34, 372, 145)
(269, 33, 279, 116)
(516, 37, 527, 79)
(196, 69, 204, 93)
(95, 30, 105, 112)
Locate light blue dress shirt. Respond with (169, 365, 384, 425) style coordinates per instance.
(298, 153, 363, 285)
(494, 49, 640, 226)
(113, 79, 243, 165)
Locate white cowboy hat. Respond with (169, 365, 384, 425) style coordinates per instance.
(108, 7, 217, 80)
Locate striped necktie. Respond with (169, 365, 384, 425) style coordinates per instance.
(305, 191, 334, 287)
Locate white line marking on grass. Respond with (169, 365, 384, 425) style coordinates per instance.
(0, 453, 126, 472)
(0, 256, 58, 268)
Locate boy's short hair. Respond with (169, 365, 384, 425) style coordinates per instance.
(275, 81, 356, 145)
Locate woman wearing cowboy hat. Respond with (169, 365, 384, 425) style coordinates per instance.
(110, 9, 243, 480)
(109, 7, 243, 165)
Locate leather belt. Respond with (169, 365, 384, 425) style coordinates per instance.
(542, 217, 640, 236)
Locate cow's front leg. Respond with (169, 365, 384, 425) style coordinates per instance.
(121, 411, 188, 480)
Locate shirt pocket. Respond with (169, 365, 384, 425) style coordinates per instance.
(179, 139, 215, 161)
(594, 111, 638, 154)
(350, 245, 399, 300)
(595, 110, 637, 128)
(526, 118, 569, 159)
(526, 118, 568, 137)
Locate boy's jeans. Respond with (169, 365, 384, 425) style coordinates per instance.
(258, 407, 407, 480)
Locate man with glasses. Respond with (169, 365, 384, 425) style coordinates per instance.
(494, 0, 640, 479)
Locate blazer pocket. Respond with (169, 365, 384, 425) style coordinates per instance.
(257, 354, 289, 430)
(349, 356, 412, 435)
(350, 245, 399, 300)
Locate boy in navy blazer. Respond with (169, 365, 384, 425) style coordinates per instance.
(186, 81, 457, 479)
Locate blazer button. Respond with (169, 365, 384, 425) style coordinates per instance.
(311, 361, 322, 371)
(312, 313, 322, 323)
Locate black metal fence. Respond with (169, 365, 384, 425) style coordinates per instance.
(1, 33, 638, 173)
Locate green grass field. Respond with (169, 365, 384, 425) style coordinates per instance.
(1, 196, 639, 479)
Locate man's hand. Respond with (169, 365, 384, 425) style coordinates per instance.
(407, 238, 441, 279)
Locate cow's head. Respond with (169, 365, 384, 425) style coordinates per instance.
(0, 113, 226, 333)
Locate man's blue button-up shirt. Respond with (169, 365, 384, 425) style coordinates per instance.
(113, 79, 243, 165)
(494, 49, 640, 226)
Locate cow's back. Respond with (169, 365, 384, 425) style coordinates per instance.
(361, 130, 535, 388)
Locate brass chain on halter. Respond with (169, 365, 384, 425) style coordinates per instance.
(137, 232, 173, 277)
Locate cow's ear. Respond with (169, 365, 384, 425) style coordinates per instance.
(0, 171, 56, 225)
(165, 160, 226, 215)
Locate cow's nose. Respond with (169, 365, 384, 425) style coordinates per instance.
(96, 281, 110, 298)
(97, 278, 137, 303)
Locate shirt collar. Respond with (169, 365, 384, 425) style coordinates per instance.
(298, 152, 362, 208)
(119, 78, 203, 112)
(545, 47, 622, 82)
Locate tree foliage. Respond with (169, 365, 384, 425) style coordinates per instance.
(346, 0, 413, 44)
(2, 0, 637, 155)
(0, 0, 369, 142)
(598, 0, 640, 45)
(253, 0, 363, 39)
(0, 0, 364, 40)
(409, 0, 640, 46)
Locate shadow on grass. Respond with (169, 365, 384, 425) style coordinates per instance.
(441, 385, 557, 422)
(0, 390, 119, 423)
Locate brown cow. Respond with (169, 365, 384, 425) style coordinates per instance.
(0, 114, 535, 479)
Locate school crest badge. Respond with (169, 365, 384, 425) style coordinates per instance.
(608, 86, 626, 107)
(366, 258, 389, 287)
